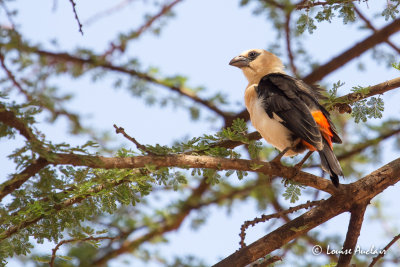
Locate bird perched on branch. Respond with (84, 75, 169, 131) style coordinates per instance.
(229, 49, 343, 187)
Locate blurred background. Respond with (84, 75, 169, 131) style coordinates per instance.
(1, 0, 400, 266)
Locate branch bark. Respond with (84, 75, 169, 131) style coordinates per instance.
(337, 201, 368, 266)
(52, 153, 336, 193)
(212, 157, 400, 267)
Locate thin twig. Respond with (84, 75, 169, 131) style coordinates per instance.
(49, 236, 117, 267)
(68, 0, 83, 35)
(285, 12, 299, 76)
(369, 234, 400, 267)
(85, 0, 135, 26)
(103, 0, 183, 57)
(239, 200, 324, 248)
(296, 0, 360, 10)
(0, 1, 16, 29)
(0, 52, 32, 101)
(337, 127, 400, 161)
(113, 124, 155, 155)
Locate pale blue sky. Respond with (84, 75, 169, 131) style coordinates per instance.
(2, 0, 400, 266)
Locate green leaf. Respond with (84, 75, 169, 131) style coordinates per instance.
(250, 163, 264, 170)
(297, 14, 317, 34)
(282, 181, 304, 203)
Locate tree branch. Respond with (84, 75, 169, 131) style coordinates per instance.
(113, 124, 155, 155)
(68, 0, 83, 35)
(52, 153, 336, 194)
(333, 77, 400, 110)
(0, 153, 334, 241)
(303, 17, 400, 84)
(285, 12, 299, 76)
(0, 176, 131, 241)
(30, 48, 229, 120)
(49, 236, 117, 267)
(369, 233, 400, 267)
(354, 7, 400, 54)
(0, 103, 37, 142)
(239, 199, 323, 248)
(337, 201, 368, 266)
(337, 126, 400, 161)
(102, 0, 184, 57)
(231, 7, 400, 126)
(212, 157, 400, 267)
(0, 157, 49, 201)
(296, 0, 360, 10)
(92, 178, 209, 265)
(84, 0, 135, 26)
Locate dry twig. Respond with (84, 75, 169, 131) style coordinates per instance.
(68, 0, 83, 35)
(239, 200, 324, 248)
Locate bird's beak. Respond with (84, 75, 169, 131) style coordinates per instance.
(229, 55, 249, 68)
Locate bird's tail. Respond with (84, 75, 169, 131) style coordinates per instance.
(318, 139, 343, 187)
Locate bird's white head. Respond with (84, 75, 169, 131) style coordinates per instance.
(229, 49, 285, 85)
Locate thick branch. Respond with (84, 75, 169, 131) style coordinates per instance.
(354, 7, 400, 54)
(337, 201, 368, 266)
(303, 18, 400, 84)
(213, 196, 349, 267)
(52, 153, 336, 194)
(213, 157, 400, 267)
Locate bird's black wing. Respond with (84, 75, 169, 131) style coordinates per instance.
(256, 73, 323, 149)
(293, 78, 342, 144)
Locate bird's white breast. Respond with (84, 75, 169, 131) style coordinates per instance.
(245, 85, 298, 157)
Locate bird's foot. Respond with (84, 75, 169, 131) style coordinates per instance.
(292, 151, 314, 177)
(270, 147, 291, 164)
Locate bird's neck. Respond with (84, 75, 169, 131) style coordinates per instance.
(243, 66, 286, 86)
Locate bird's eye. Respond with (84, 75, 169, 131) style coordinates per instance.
(248, 51, 258, 59)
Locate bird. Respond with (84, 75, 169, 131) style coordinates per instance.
(229, 49, 343, 187)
